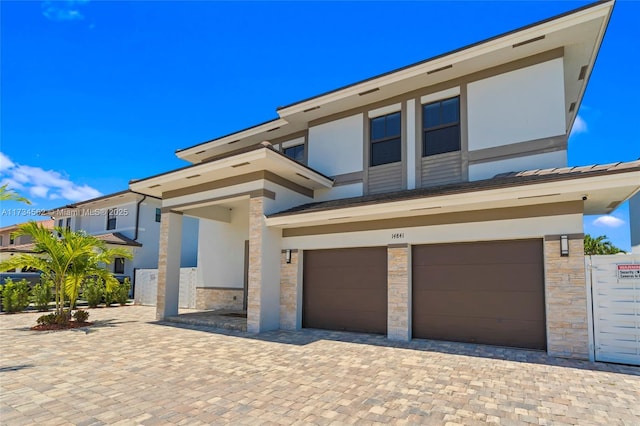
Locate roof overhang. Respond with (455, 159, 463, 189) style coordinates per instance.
(266, 169, 640, 229)
(130, 146, 334, 198)
(43, 190, 148, 217)
(175, 1, 613, 164)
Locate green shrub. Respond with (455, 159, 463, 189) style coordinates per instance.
(36, 313, 57, 325)
(104, 288, 116, 307)
(116, 278, 131, 305)
(73, 309, 90, 322)
(56, 309, 71, 325)
(1, 278, 31, 313)
(32, 280, 53, 311)
(83, 278, 104, 308)
(36, 311, 71, 326)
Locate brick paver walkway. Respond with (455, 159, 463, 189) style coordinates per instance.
(1, 306, 639, 425)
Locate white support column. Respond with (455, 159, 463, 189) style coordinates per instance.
(406, 99, 416, 190)
(248, 196, 282, 333)
(156, 210, 183, 320)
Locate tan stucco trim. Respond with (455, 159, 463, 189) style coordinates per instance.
(264, 171, 313, 198)
(163, 171, 264, 198)
(249, 189, 277, 199)
(459, 84, 470, 181)
(163, 170, 312, 199)
(160, 208, 185, 214)
(308, 48, 564, 128)
(282, 200, 582, 237)
(166, 189, 275, 212)
(544, 233, 584, 241)
(401, 100, 408, 189)
(469, 134, 568, 164)
(388, 243, 409, 248)
(333, 171, 364, 186)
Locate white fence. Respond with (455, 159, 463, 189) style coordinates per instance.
(586, 254, 640, 366)
(134, 267, 197, 309)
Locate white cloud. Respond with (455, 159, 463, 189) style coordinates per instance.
(570, 115, 588, 136)
(30, 186, 50, 198)
(0, 152, 102, 202)
(593, 215, 625, 228)
(42, 1, 89, 22)
(1, 178, 24, 190)
(0, 152, 15, 172)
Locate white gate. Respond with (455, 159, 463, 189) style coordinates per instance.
(134, 268, 197, 309)
(587, 254, 640, 365)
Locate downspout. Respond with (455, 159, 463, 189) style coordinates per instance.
(131, 194, 147, 292)
(133, 195, 147, 242)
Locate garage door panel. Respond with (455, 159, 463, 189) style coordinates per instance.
(305, 290, 386, 312)
(414, 290, 544, 321)
(413, 315, 546, 349)
(413, 240, 542, 266)
(307, 268, 387, 290)
(412, 239, 546, 350)
(306, 310, 387, 333)
(413, 264, 543, 292)
(303, 247, 387, 334)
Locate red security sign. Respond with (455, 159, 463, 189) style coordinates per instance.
(617, 264, 640, 279)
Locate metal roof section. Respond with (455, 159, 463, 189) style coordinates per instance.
(266, 159, 640, 228)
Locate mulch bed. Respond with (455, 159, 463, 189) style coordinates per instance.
(31, 321, 93, 331)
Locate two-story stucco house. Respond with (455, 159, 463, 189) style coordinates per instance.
(130, 1, 639, 360)
(0, 219, 54, 270)
(45, 190, 199, 281)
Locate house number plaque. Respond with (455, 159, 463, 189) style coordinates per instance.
(391, 232, 405, 239)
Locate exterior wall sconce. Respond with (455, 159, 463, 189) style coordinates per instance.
(285, 249, 292, 264)
(560, 235, 569, 257)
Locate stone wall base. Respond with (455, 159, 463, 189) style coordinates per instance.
(196, 287, 244, 311)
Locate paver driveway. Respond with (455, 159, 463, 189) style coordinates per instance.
(1, 306, 639, 425)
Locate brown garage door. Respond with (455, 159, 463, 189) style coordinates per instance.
(413, 239, 545, 350)
(303, 247, 387, 334)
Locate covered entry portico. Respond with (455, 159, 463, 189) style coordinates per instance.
(130, 144, 333, 332)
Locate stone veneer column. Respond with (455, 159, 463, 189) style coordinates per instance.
(387, 244, 411, 341)
(544, 235, 588, 359)
(247, 196, 282, 333)
(280, 250, 302, 330)
(156, 210, 183, 320)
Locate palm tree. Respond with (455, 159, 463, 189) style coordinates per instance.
(0, 184, 31, 204)
(584, 234, 625, 255)
(0, 221, 132, 317)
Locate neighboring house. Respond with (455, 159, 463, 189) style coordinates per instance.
(130, 1, 640, 360)
(44, 190, 199, 281)
(630, 193, 640, 254)
(0, 219, 54, 271)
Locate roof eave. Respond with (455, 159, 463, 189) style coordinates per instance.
(266, 169, 640, 228)
(276, 0, 614, 117)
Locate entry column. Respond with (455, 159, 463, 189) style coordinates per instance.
(387, 243, 411, 341)
(156, 210, 183, 320)
(280, 249, 302, 330)
(247, 194, 282, 333)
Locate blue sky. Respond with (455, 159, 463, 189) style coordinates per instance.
(1, 1, 638, 249)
